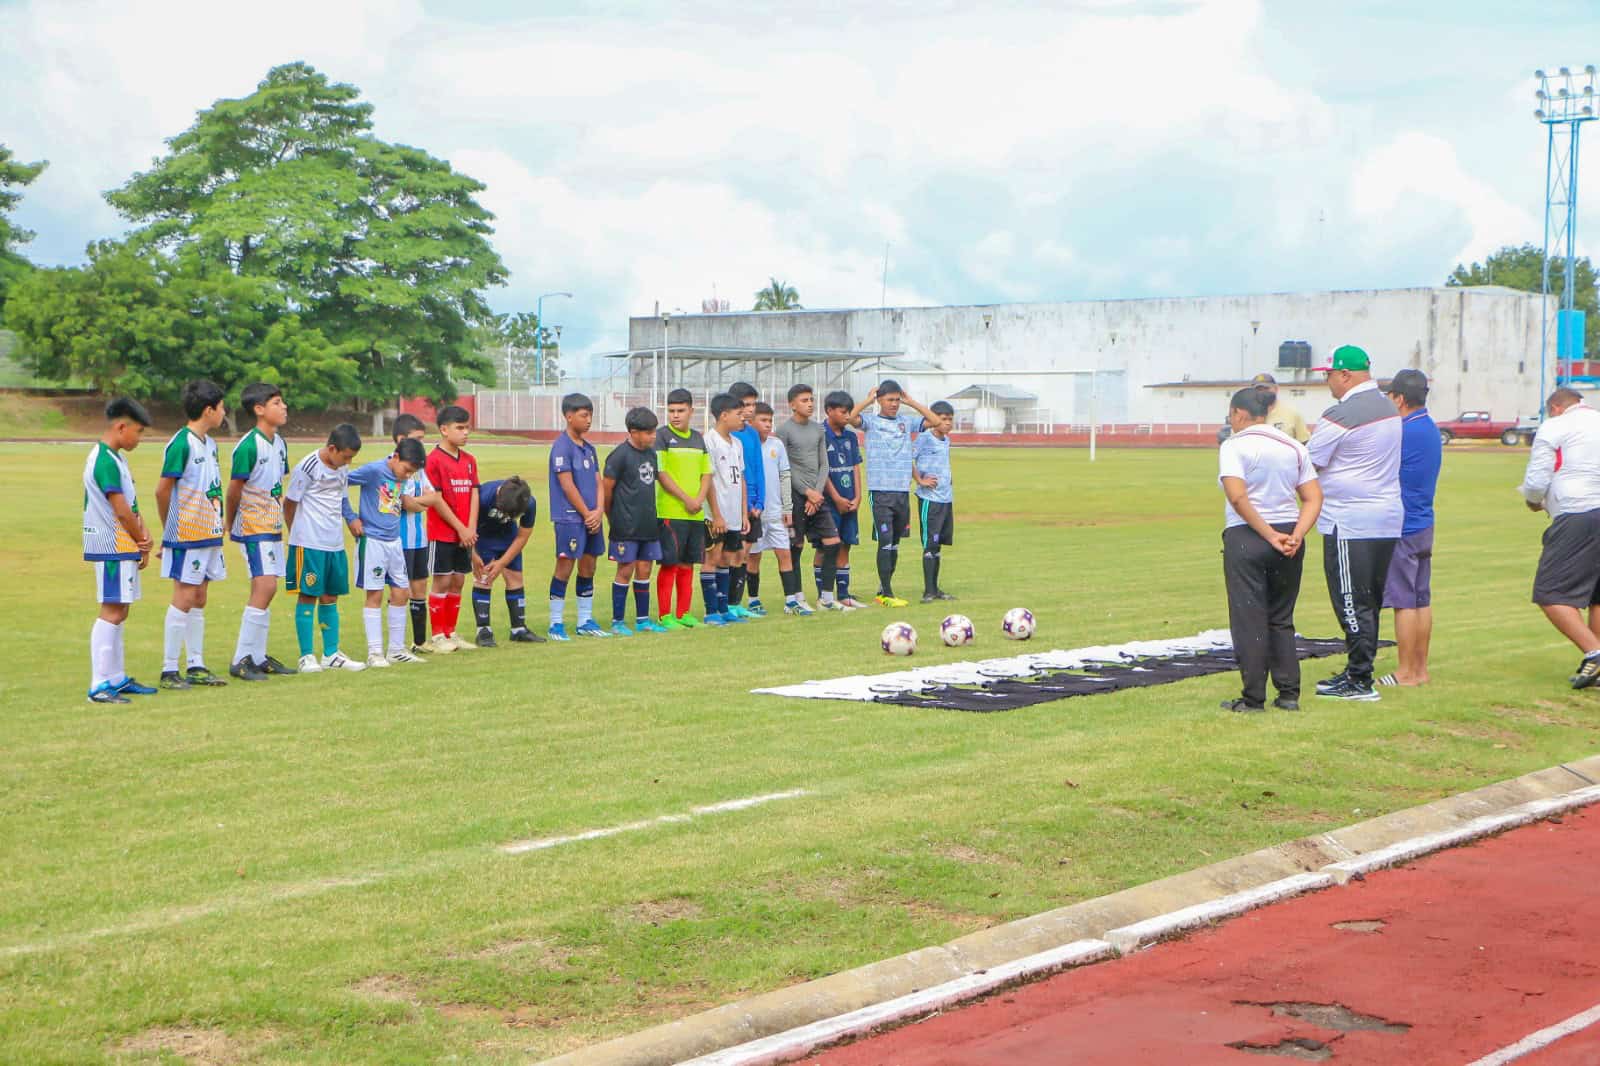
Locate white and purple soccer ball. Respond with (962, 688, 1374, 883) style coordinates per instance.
(881, 621, 918, 656)
(939, 614, 975, 647)
(1001, 607, 1035, 641)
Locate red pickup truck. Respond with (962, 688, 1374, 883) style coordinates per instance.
(1436, 411, 1535, 446)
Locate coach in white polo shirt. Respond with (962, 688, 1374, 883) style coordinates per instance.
(1218, 388, 1323, 713)
(1520, 387, 1600, 688)
(1306, 345, 1403, 702)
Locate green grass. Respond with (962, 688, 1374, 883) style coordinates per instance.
(1, 441, 1595, 1063)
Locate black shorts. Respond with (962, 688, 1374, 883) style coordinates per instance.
(658, 518, 707, 567)
(1533, 508, 1600, 606)
(791, 491, 840, 545)
(708, 527, 744, 553)
(742, 512, 764, 545)
(404, 547, 430, 582)
(918, 499, 955, 550)
(430, 541, 473, 576)
(870, 490, 912, 546)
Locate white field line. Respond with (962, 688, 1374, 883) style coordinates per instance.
(499, 790, 811, 855)
(1464, 1001, 1600, 1065)
(0, 790, 813, 959)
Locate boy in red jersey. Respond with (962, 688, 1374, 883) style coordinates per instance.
(423, 405, 478, 651)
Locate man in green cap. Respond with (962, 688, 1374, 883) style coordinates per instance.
(1305, 344, 1404, 701)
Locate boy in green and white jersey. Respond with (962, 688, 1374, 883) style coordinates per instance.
(226, 382, 296, 681)
(84, 398, 157, 704)
(155, 379, 229, 689)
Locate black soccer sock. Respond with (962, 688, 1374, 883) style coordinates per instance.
(409, 599, 428, 645)
(729, 564, 747, 606)
(876, 546, 896, 597)
(818, 543, 839, 598)
(505, 588, 527, 631)
(471, 587, 493, 629)
(746, 568, 761, 599)
(923, 551, 940, 595)
(780, 567, 801, 598)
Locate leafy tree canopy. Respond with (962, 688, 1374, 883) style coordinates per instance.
(0, 144, 48, 317)
(1447, 243, 1599, 354)
(753, 277, 801, 311)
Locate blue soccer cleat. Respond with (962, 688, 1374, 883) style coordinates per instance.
(745, 599, 768, 617)
(574, 620, 611, 638)
(703, 613, 729, 626)
(783, 598, 816, 617)
(547, 623, 571, 642)
(88, 681, 131, 704)
(609, 621, 635, 637)
(635, 618, 669, 633)
(115, 676, 159, 696)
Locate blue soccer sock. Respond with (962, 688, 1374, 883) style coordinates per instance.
(549, 576, 568, 627)
(700, 570, 718, 615)
(837, 566, 852, 601)
(295, 600, 316, 656)
(633, 579, 651, 621)
(317, 602, 340, 656)
(471, 587, 492, 630)
(611, 581, 629, 624)
(575, 575, 595, 625)
(716, 567, 731, 615)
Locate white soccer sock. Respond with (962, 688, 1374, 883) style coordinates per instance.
(163, 605, 187, 672)
(90, 619, 119, 688)
(185, 608, 206, 669)
(549, 597, 565, 627)
(111, 620, 126, 682)
(576, 589, 594, 626)
(250, 605, 271, 663)
(387, 605, 407, 655)
(363, 607, 383, 654)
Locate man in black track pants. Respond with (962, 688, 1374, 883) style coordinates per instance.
(1306, 345, 1403, 701)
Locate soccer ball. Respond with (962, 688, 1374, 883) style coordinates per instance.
(940, 614, 975, 647)
(1001, 607, 1035, 641)
(881, 622, 918, 656)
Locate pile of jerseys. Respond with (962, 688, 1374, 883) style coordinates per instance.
(753, 630, 1391, 713)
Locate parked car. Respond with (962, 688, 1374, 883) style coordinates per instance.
(1436, 411, 1534, 446)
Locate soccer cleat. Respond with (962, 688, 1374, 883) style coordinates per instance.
(1220, 698, 1265, 713)
(114, 676, 159, 696)
(387, 648, 425, 664)
(609, 621, 635, 637)
(476, 627, 499, 649)
(636, 618, 669, 634)
(840, 597, 871, 610)
(921, 592, 939, 604)
(1274, 697, 1301, 711)
(409, 642, 433, 656)
(365, 653, 392, 669)
(575, 620, 611, 638)
(784, 598, 816, 617)
(185, 666, 227, 687)
(229, 659, 268, 682)
(259, 654, 298, 675)
(1317, 678, 1380, 702)
(159, 670, 192, 690)
(547, 623, 571, 642)
(746, 599, 768, 617)
(934, 589, 958, 601)
(675, 614, 702, 628)
(1572, 652, 1600, 689)
(724, 612, 748, 624)
(1314, 671, 1350, 694)
(427, 633, 456, 655)
(447, 633, 477, 650)
(88, 681, 131, 704)
(297, 654, 324, 673)
(727, 605, 755, 620)
(322, 651, 366, 672)
(822, 599, 851, 612)
(703, 613, 729, 627)
(508, 627, 546, 643)
(656, 615, 685, 631)
(874, 594, 908, 608)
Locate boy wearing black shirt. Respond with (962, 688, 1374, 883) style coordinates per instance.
(602, 407, 669, 635)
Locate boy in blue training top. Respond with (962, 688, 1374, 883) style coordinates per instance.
(471, 476, 540, 646)
(548, 392, 608, 640)
(821, 391, 865, 610)
(724, 381, 765, 619)
(347, 436, 430, 668)
(850, 378, 939, 608)
(913, 400, 958, 603)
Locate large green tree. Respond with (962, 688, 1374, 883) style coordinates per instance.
(753, 277, 801, 311)
(103, 62, 505, 403)
(1447, 243, 1599, 355)
(0, 144, 49, 317)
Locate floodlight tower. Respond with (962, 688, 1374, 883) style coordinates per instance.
(1535, 65, 1597, 403)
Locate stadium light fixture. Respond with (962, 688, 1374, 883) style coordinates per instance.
(1534, 63, 1599, 414)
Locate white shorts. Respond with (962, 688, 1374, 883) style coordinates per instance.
(749, 520, 791, 555)
(93, 559, 142, 604)
(239, 539, 287, 579)
(355, 536, 408, 591)
(162, 544, 226, 585)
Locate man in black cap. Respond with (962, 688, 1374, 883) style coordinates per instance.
(1378, 369, 1441, 686)
(1251, 373, 1310, 443)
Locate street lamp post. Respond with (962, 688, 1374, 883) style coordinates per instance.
(535, 290, 573, 387)
(659, 311, 671, 416)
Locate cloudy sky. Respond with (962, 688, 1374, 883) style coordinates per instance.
(2, 0, 1595, 359)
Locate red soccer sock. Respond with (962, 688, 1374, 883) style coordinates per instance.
(444, 592, 462, 636)
(428, 593, 448, 637)
(657, 566, 676, 618)
(675, 567, 695, 617)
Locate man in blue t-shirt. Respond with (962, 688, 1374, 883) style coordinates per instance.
(822, 390, 866, 609)
(1380, 368, 1442, 686)
(548, 393, 607, 640)
(724, 381, 767, 618)
(470, 476, 539, 647)
(850, 379, 940, 608)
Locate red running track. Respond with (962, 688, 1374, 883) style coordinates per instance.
(809, 806, 1600, 1065)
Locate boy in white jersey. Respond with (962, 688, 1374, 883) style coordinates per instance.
(84, 398, 157, 704)
(226, 382, 295, 681)
(284, 424, 366, 673)
(391, 413, 451, 654)
(701, 393, 750, 625)
(155, 380, 229, 689)
(745, 402, 809, 615)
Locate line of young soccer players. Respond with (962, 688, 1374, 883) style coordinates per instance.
(81, 376, 957, 702)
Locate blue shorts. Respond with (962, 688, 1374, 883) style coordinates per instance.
(608, 538, 664, 564)
(827, 506, 860, 546)
(476, 540, 524, 573)
(554, 521, 605, 560)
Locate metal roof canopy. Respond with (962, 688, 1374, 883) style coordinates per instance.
(947, 383, 1039, 404)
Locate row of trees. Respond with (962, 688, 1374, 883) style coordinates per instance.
(0, 63, 552, 408)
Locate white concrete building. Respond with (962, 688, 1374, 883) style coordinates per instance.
(622, 287, 1550, 433)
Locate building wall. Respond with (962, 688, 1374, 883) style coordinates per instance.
(627, 287, 1550, 430)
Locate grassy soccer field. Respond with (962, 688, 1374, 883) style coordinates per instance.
(1, 439, 1595, 1064)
